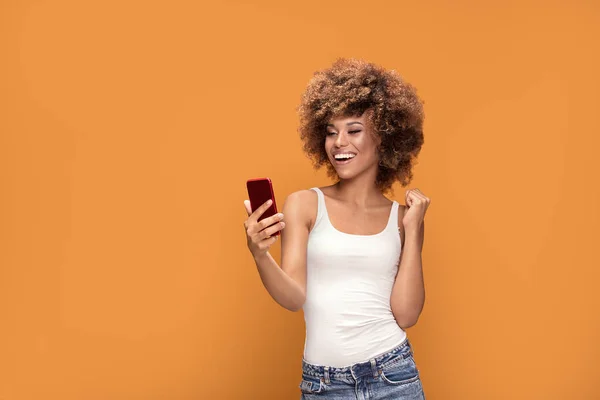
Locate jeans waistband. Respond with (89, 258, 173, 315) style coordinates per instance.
(301, 338, 413, 381)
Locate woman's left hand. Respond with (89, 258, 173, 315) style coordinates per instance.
(402, 188, 431, 232)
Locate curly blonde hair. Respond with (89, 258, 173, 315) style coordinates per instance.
(297, 58, 424, 193)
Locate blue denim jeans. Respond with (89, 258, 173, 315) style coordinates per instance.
(299, 338, 425, 399)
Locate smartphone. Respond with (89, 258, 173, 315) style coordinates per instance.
(246, 177, 280, 236)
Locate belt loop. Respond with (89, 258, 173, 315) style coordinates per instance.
(370, 358, 378, 378)
(324, 366, 330, 384)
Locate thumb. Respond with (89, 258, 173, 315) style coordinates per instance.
(244, 200, 252, 216)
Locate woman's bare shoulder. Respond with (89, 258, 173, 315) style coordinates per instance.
(285, 189, 317, 205)
(283, 189, 318, 229)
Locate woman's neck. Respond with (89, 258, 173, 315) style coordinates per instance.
(332, 172, 386, 207)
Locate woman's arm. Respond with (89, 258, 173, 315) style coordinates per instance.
(391, 207, 426, 328)
(252, 251, 305, 311)
(246, 190, 314, 312)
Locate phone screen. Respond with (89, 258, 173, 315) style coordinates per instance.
(246, 178, 279, 229)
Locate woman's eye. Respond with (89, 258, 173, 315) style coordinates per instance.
(349, 130, 361, 134)
(326, 131, 337, 136)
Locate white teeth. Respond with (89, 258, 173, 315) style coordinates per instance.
(334, 153, 356, 160)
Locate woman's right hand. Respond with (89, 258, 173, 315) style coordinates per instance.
(243, 199, 285, 258)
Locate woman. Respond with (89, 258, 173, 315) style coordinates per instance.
(243, 58, 430, 399)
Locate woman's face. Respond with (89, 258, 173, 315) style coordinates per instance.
(325, 111, 380, 181)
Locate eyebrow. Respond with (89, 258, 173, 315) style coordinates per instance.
(326, 122, 364, 127)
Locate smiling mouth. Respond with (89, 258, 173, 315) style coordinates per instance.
(333, 153, 356, 164)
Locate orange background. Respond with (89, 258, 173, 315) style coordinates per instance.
(1, 0, 599, 399)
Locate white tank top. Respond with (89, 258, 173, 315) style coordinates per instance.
(302, 187, 407, 367)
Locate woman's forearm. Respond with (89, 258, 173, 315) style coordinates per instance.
(253, 251, 306, 312)
(390, 225, 426, 328)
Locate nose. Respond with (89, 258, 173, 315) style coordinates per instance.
(334, 131, 348, 147)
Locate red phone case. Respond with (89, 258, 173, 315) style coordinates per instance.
(246, 177, 280, 236)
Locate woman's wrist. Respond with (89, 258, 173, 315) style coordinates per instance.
(253, 251, 269, 264)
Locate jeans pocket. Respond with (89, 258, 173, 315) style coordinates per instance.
(379, 354, 420, 386)
(299, 374, 325, 394)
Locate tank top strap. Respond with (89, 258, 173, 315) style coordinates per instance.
(309, 187, 327, 229)
(387, 201, 400, 233)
